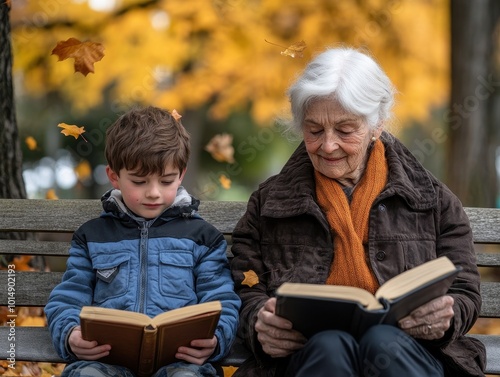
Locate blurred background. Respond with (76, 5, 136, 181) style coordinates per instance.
(2, 0, 499, 207)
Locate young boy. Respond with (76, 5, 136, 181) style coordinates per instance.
(45, 106, 241, 377)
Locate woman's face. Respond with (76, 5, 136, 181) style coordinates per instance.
(302, 97, 381, 187)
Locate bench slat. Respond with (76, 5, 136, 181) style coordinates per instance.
(0, 271, 63, 306)
(469, 334, 500, 374)
(477, 252, 500, 267)
(0, 199, 247, 235)
(0, 240, 70, 256)
(480, 282, 500, 317)
(464, 207, 500, 244)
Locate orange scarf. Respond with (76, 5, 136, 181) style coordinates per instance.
(315, 139, 388, 294)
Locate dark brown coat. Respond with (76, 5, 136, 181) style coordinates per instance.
(230, 135, 486, 377)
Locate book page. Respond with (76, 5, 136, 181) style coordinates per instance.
(80, 306, 151, 326)
(375, 256, 457, 301)
(276, 283, 384, 310)
(151, 301, 222, 327)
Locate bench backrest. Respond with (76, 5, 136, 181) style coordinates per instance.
(0, 199, 499, 318)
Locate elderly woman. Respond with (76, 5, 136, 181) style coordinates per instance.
(230, 47, 485, 377)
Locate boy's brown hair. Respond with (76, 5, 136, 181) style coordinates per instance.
(105, 106, 190, 176)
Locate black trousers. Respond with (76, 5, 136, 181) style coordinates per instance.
(284, 325, 444, 377)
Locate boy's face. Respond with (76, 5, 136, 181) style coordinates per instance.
(106, 163, 185, 219)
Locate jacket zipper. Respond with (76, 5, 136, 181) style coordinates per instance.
(138, 222, 150, 313)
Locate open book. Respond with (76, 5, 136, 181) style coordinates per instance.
(275, 256, 461, 339)
(80, 301, 222, 377)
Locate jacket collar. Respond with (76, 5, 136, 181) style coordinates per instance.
(261, 134, 437, 218)
(100, 187, 200, 225)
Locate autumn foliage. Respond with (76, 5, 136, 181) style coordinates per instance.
(10, 0, 448, 123)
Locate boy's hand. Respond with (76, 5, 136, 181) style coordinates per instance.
(68, 326, 111, 360)
(175, 336, 218, 365)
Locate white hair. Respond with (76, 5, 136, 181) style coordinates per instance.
(287, 47, 396, 133)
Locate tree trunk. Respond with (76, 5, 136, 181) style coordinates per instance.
(0, 3, 26, 200)
(448, 0, 500, 207)
(0, 4, 47, 272)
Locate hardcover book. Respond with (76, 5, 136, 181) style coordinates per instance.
(80, 301, 222, 377)
(275, 256, 461, 339)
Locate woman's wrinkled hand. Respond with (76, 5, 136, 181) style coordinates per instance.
(398, 295, 454, 340)
(255, 297, 307, 358)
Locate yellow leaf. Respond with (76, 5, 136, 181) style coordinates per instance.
(265, 39, 307, 58)
(58, 123, 87, 141)
(280, 40, 307, 58)
(242, 270, 259, 287)
(205, 133, 235, 164)
(75, 160, 92, 182)
(18, 316, 46, 327)
(172, 109, 182, 121)
(12, 256, 33, 271)
(219, 175, 231, 190)
(222, 366, 238, 377)
(45, 188, 59, 200)
(25, 136, 38, 151)
(51, 38, 105, 76)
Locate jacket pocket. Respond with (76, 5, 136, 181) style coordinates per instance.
(92, 253, 131, 304)
(159, 251, 195, 299)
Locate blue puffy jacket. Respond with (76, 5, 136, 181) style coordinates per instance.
(45, 188, 241, 363)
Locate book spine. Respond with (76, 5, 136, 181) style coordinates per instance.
(137, 325, 157, 377)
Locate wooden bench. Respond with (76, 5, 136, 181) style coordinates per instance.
(0, 199, 499, 375)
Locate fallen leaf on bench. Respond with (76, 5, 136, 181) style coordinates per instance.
(242, 270, 259, 287)
(222, 365, 238, 377)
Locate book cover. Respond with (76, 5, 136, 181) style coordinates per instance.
(80, 301, 222, 377)
(275, 257, 461, 339)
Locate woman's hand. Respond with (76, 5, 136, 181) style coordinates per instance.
(255, 297, 307, 358)
(398, 295, 454, 340)
(175, 336, 218, 365)
(68, 326, 111, 360)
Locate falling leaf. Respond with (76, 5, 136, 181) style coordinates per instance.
(265, 39, 307, 58)
(219, 174, 231, 190)
(205, 133, 235, 163)
(51, 38, 105, 76)
(75, 160, 92, 182)
(281, 40, 307, 58)
(25, 136, 38, 150)
(242, 270, 259, 287)
(45, 189, 59, 200)
(172, 109, 182, 121)
(58, 123, 87, 141)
